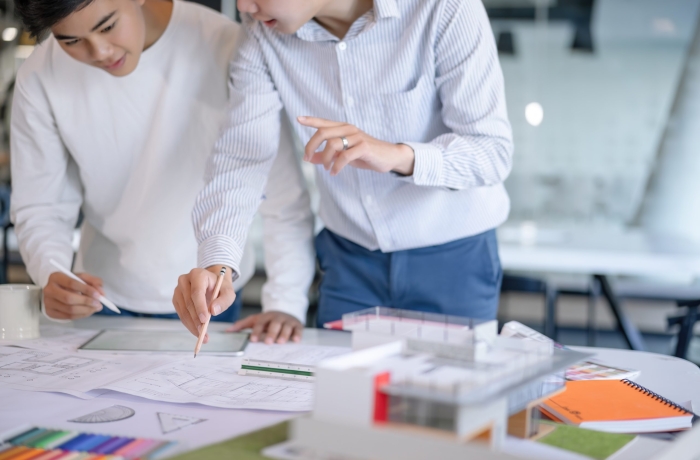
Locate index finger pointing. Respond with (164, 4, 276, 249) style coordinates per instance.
(210, 283, 235, 317)
(297, 116, 345, 128)
(190, 274, 212, 324)
(228, 314, 256, 332)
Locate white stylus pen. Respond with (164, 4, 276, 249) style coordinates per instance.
(49, 259, 121, 314)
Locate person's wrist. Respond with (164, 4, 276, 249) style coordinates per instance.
(391, 143, 415, 176)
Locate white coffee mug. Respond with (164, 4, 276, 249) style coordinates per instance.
(0, 284, 41, 340)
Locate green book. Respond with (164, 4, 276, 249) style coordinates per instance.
(169, 422, 289, 460)
(170, 420, 636, 460)
(537, 422, 636, 459)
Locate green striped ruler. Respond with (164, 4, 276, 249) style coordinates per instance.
(238, 359, 315, 381)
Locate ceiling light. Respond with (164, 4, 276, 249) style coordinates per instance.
(2, 27, 18, 42)
(525, 102, 544, 127)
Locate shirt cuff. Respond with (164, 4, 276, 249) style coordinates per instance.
(261, 288, 308, 324)
(197, 234, 243, 282)
(37, 252, 74, 289)
(401, 142, 444, 187)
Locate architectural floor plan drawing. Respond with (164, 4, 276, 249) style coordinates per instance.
(0, 346, 162, 398)
(0, 342, 349, 410)
(102, 344, 348, 411)
(0, 350, 98, 375)
(104, 356, 316, 411)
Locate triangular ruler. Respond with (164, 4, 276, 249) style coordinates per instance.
(157, 412, 206, 434)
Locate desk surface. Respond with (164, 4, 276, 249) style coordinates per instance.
(498, 224, 700, 281)
(1, 317, 699, 459)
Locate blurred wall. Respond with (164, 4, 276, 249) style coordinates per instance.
(495, 0, 700, 225)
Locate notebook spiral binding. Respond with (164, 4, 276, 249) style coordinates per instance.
(621, 379, 698, 422)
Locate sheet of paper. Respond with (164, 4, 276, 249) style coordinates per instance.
(0, 325, 99, 352)
(102, 344, 350, 411)
(242, 342, 350, 365)
(0, 387, 295, 455)
(565, 360, 640, 381)
(263, 441, 359, 460)
(0, 346, 167, 398)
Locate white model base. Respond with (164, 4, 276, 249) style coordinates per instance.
(290, 416, 517, 460)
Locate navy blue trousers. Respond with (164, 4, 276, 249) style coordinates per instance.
(314, 229, 502, 327)
(96, 289, 244, 323)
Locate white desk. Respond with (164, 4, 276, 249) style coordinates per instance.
(1, 317, 699, 459)
(498, 224, 700, 351)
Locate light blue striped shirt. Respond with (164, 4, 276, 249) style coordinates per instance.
(194, 0, 514, 277)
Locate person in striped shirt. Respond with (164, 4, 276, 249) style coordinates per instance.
(175, 0, 514, 341)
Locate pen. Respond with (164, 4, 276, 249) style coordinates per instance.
(194, 266, 227, 358)
(49, 259, 121, 314)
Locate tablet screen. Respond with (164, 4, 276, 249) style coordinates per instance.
(79, 329, 249, 355)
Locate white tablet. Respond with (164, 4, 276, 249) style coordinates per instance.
(78, 329, 249, 356)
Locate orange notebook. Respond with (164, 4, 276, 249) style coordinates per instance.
(541, 379, 696, 433)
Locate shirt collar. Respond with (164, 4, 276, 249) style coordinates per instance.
(296, 0, 400, 42)
(373, 0, 400, 20)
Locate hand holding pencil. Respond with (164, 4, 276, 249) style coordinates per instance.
(173, 265, 236, 341)
(194, 266, 227, 357)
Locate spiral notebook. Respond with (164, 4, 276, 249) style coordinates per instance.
(541, 379, 697, 433)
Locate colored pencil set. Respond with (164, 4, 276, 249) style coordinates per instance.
(0, 427, 175, 460)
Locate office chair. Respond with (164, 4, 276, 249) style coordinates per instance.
(667, 299, 699, 360)
(0, 183, 10, 284)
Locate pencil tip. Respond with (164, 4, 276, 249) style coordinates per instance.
(193, 353, 196, 358)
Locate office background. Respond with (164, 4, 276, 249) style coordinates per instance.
(0, 0, 699, 362)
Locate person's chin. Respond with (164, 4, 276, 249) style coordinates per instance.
(277, 22, 303, 35)
(105, 55, 138, 77)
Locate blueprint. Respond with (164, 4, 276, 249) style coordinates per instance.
(0, 346, 164, 398)
(102, 343, 349, 411)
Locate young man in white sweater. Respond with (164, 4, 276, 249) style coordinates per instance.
(11, 0, 315, 343)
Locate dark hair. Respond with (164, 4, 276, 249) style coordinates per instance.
(15, 0, 96, 38)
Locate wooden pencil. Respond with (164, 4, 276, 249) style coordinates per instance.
(194, 267, 227, 357)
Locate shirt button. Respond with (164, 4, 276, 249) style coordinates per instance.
(346, 96, 355, 108)
(338, 42, 347, 51)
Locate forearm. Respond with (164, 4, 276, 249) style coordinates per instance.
(12, 203, 80, 287)
(194, 133, 281, 278)
(403, 0, 512, 190)
(260, 218, 315, 323)
(194, 21, 283, 277)
(258, 115, 315, 323)
(10, 77, 85, 287)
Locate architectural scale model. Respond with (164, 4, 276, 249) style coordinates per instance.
(286, 308, 590, 460)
